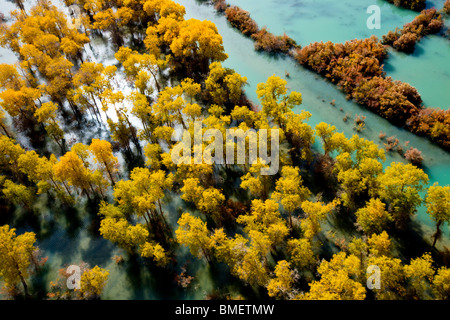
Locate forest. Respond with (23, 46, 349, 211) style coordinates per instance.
(0, 0, 449, 301)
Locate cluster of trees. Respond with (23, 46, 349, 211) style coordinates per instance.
(384, 0, 426, 11)
(382, 9, 443, 53)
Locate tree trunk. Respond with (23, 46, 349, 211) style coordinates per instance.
(0, 123, 11, 138)
(432, 220, 442, 248)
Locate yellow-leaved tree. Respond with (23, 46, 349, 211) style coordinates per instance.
(0, 225, 38, 297)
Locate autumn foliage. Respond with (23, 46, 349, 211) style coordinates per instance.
(0, 0, 449, 302)
(225, 6, 259, 36)
(382, 9, 443, 53)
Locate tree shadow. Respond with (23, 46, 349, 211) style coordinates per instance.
(29, 262, 51, 300)
(390, 218, 440, 263)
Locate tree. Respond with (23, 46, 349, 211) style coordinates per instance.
(0, 87, 40, 129)
(71, 62, 117, 121)
(425, 183, 450, 247)
(0, 64, 24, 91)
(53, 150, 104, 199)
(271, 166, 311, 228)
(107, 114, 139, 155)
(0, 135, 25, 181)
(267, 260, 294, 298)
(92, 8, 124, 47)
(144, 143, 163, 170)
(237, 199, 289, 247)
(18, 151, 73, 203)
(180, 178, 204, 205)
(153, 85, 186, 128)
(197, 187, 226, 222)
(140, 241, 170, 267)
(315, 122, 350, 157)
(129, 92, 157, 141)
(0, 225, 37, 297)
(205, 62, 247, 105)
(404, 253, 435, 299)
(355, 198, 393, 234)
(211, 229, 245, 265)
(0, 109, 12, 138)
(283, 111, 315, 162)
(175, 213, 213, 262)
(377, 162, 429, 228)
(114, 168, 173, 227)
(98, 202, 169, 266)
(79, 266, 109, 300)
(367, 231, 392, 257)
(240, 160, 271, 200)
(211, 228, 271, 287)
(334, 136, 385, 209)
(88, 139, 119, 186)
(235, 243, 270, 287)
(99, 216, 149, 252)
(114, 47, 164, 93)
(256, 75, 302, 128)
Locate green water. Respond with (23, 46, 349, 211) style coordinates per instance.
(1, 0, 449, 300)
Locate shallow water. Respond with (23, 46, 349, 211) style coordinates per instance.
(225, 0, 419, 44)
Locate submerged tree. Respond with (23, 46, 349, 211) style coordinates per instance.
(175, 212, 213, 262)
(377, 162, 429, 228)
(425, 183, 450, 247)
(299, 252, 365, 300)
(0, 225, 38, 297)
(88, 139, 119, 187)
